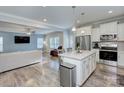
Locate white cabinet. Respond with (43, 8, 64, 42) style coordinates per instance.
(76, 29, 81, 36)
(61, 52, 96, 86)
(92, 27, 100, 42)
(96, 50, 99, 63)
(118, 42, 124, 68)
(86, 57, 90, 77)
(118, 23, 124, 41)
(83, 58, 89, 81)
(82, 54, 95, 82)
(92, 49, 99, 63)
(118, 51, 124, 67)
(81, 53, 96, 85)
(76, 26, 92, 36)
(88, 58, 92, 76)
(91, 53, 96, 70)
(100, 21, 117, 35)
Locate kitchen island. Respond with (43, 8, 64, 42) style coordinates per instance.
(59, 50, 96, 86)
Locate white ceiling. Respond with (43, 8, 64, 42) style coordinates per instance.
(0, 6, 124, 31)
(0, 21, 59, 34)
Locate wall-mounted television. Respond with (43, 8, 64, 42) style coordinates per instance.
(15, 36, 30, 44)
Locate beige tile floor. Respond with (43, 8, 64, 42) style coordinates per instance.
(0, 55, 124, 87)
(83, 64, 124, 87)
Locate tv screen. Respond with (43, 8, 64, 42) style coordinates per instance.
(15, 36, 30, 44)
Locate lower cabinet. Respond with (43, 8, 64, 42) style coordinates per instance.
(83, 58, 90, 80)
(118, 51, 124, 67)
(82, 53, 96, 83)
(82, 59, 87, 83)
(92, 53, 96, 70)
(61, 52, 96, 86)
(92, 49, 99, 63)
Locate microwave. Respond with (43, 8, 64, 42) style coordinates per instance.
(100, 34, 117, 41)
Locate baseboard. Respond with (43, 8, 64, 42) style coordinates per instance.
(117, 65, 124, 69)
(0, 62, 40, 74)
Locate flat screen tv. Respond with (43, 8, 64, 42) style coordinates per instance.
(15, 36, 30, 44)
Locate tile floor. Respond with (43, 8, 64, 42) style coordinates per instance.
(0, 55, 124, 87)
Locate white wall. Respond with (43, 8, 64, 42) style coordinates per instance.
(63, 30, 70, 51)
(0, 50, 42, 73)
(68, 30, 74, 48)
(45, 31, 63, 50)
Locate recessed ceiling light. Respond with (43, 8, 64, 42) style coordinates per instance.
(108, 10, 113, 14)
(43, 18, 47, 22)
(42, 6, 46, 7)
(26, 32, 31, 35)
(77, 20, 80, 23)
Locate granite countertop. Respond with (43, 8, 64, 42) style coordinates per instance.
(59, 50, 96, 61)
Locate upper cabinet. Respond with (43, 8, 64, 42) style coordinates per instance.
(100, 21, 117, 35)
(92, 27, 100, 42)
(118, 23, 124, 41)
(76, 26, 92, 36)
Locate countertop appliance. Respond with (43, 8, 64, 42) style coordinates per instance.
(99, 42, 117, 66)
(100, 34, 117, 42)
(75, 35, 91, 50)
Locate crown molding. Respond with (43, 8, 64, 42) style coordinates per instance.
(0, 12, 65, 30)
(78, 14, 124, 28)
(0, 26, 26, 33)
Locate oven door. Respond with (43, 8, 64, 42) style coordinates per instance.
(100, 50, 117, 61)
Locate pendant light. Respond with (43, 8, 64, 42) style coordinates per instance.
(72, 26, 76, 31)
(26, 28, 31, 35)
(72, 6, 76, 32)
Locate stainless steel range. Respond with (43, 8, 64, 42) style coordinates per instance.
(100, 34, 118, 66)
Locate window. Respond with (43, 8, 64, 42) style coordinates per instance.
(50, 38, 54, 49)
(55, 37, 59, 48)
(50, 37, 60, 49)
(0, 37, 3, 52)
(37, 38, 43, 49)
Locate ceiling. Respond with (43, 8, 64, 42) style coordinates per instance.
(0, 6, 124, 31)
(0, 21, 63, 34)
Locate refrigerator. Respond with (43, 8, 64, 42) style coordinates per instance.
(75, 35, 91, 50)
